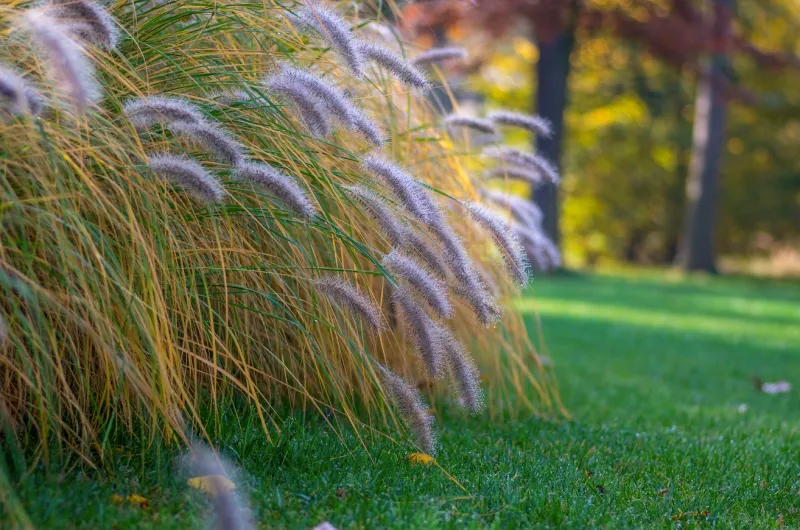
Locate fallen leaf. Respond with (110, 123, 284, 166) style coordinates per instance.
(407, 453, 435, 466)
(187, 475, 236, 496)
(126, 494, 149, 508)
(312, 522, 337, 530)
(657, 487, 670, 495)
(111, 494, 124, 505)
(335, 487, 347, 499)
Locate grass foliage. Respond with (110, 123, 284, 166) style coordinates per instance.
(0, 0, 560, 474)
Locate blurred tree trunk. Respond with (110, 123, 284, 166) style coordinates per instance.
(677, 0, 734, 273)
(532, 28, 576, 249)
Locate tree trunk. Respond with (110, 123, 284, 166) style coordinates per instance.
(532, 29, 576, 249)
(677, 0, 734, 273)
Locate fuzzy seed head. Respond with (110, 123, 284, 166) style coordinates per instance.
(343, 186, 407, 246)
(361, 155, 432, 224)
(147, 153, 226, 204)
(315, 276, 385, 333)
(299, 1, 364, 77)
(384, 250, 451, 318)
(358, 41, 430, 91)
(466, 202, 530, 286)
(22, 9, 99, 110)
(412, 47, 468, 66)
(49, 0, 120, 49)
(403, 230, 448, 280)
(482, 189, 544, 229)
(377, 366, 437, 455)
(263, 73, 332, 137)
(123, 96, 206, 131)
(167, 120, 247, 166)
(350, 105, 385, 147)
(484, 166, 544, 185)
(487, 110, 552, 137)
(0, 65, 43, 117)
(483, 147, 560, 184)
(444, 114, 497, 135)
(436, 325, 483, 413)
(273, 65, 352, 124)
(234, 162, 316, 218)
(391, 287, 443, 379)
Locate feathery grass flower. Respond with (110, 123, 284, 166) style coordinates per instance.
(147, 154, 225, 204)
(49, 0, 120, 49)
(315, 276, 385, 333)
(444, 114, 497, 135)
(343, 186, 407, 246)
(299, 1, 364, 77)
(0, 65, 43, 116)
(391, 287, 443, 378)
(404, 230, 448, 280)
(482, 189, 544, 228)
(412, 47, 468, 66)
(263, 74, 331, 137)
(484, 166, 544, 185)
(361, 156, 432, 224)
(22, 9, 99, 110)
(167, 120, 247, 166)
(466, 203, 529, 286)
(271, 64, 384, 145)
(384, 250, 451, 318)
(436, 325, 483, 413)
(234, 162, 316, 218)
(487, 110, 552, 137)
(483, 146, 559, 184)
(123, 96, 206, 131)
(378, 366, 436, 455)
(357, 41, 430, 90)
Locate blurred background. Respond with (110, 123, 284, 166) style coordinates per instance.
(393, 0, 800, 276)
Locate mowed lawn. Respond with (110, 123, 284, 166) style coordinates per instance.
(9, 271, 800, 528)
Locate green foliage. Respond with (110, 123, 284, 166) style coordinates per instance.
(7, 270, 800, 528)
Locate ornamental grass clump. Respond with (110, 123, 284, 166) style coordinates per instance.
(0, 0, 561, 475)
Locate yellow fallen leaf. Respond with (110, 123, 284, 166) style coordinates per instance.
(407, 453, 435, 466)
(111, 494, 124, 505)
(126, 494, 148, 507)
(187, 475, 236, 496)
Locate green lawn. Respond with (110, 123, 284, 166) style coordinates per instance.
(7, 271, 800, 528)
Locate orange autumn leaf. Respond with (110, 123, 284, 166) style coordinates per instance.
(407, 453, 435, 466)
(187, 475, 236, 496)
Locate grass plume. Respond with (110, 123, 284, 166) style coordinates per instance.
(412, 47, 468, 66)
(343, 186, 407, 246)
(123, 96, 206, 131)
(234, 162, 317, 218)
(263, 75, 331, 137)
(384, 250, 452, 318)
(483, 146, 560, 184)
(444, 114, 497, 135)
(21, 8, 99, 110)
(167, 120, 247, 166)
(49, 0, 120, 49)
(147, 153, 226, 204)
(466, 203, 530, 286)
(378, 366, 436, 455)
(391, 287, 443, 378)
(0, 64, 42, 117)
(437, 325, 483, 413)
(487, 110, 552, 137)
(315, 276, 385, 333)
(361, 155, 432, 224)
(299, 1, 364, 77)
(358, 41, 430, 90)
